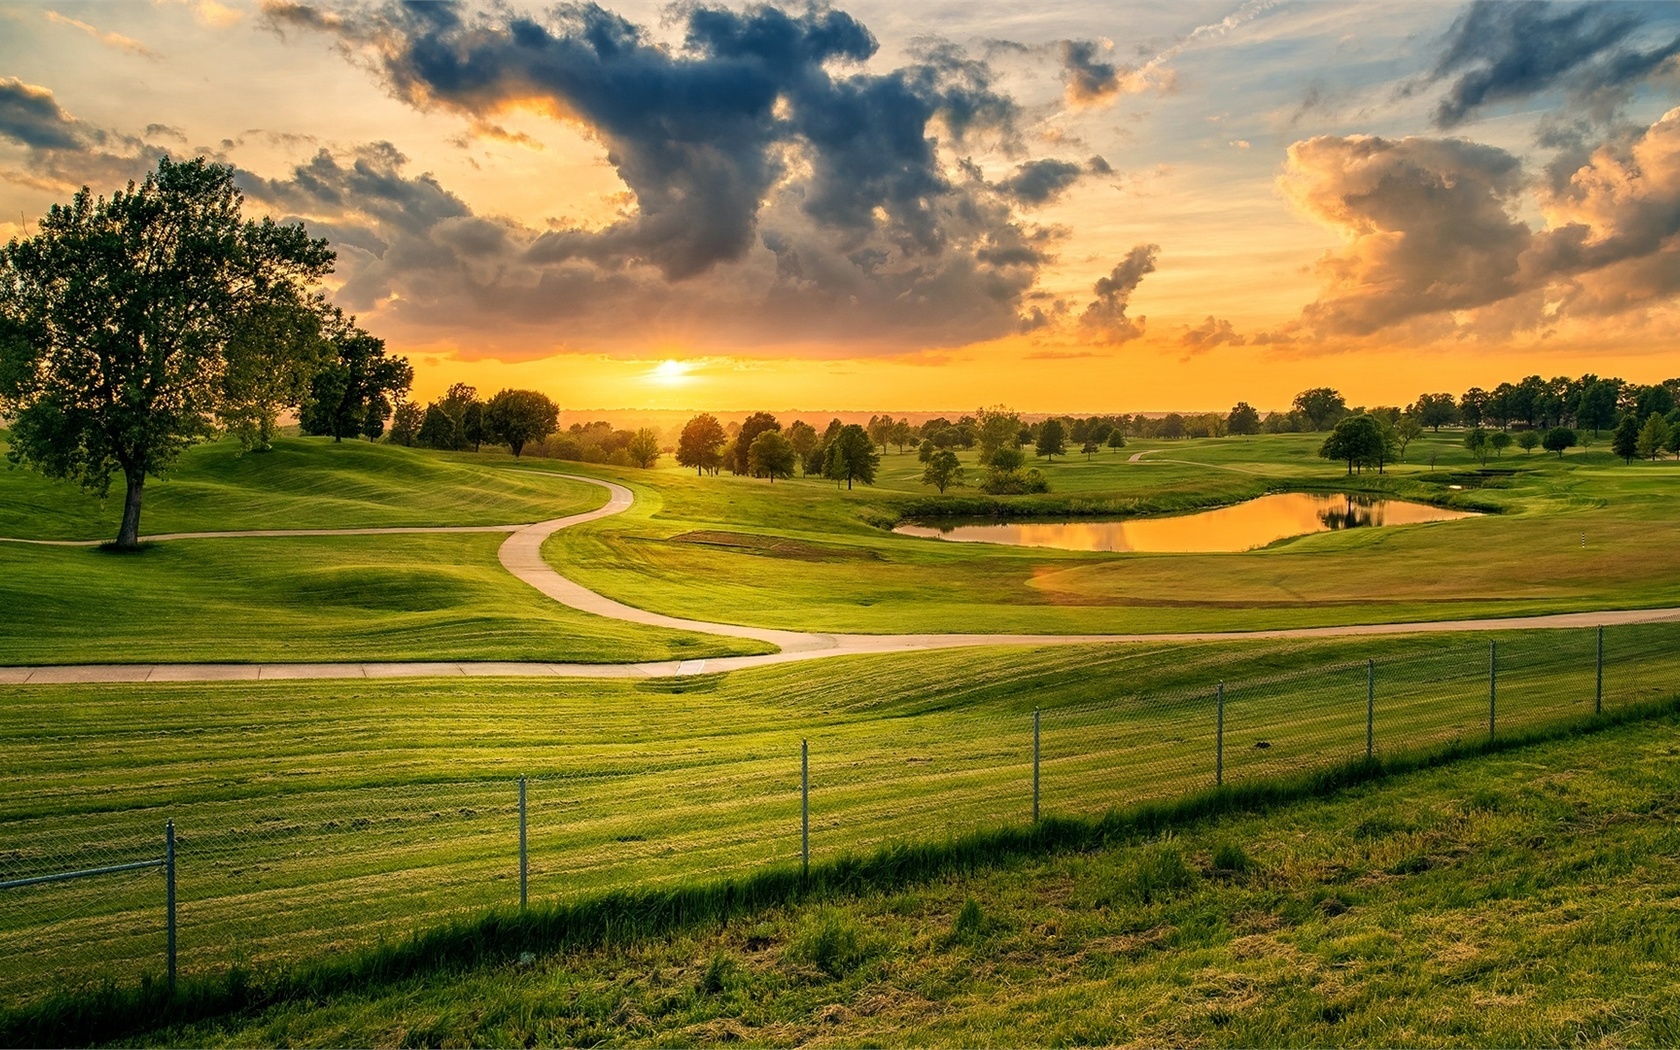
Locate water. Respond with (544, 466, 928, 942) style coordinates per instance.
(893, 492, 1477, 554)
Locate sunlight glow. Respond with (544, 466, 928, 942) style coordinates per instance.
(648, 358, 694, 386)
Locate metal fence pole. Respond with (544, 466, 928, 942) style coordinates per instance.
(1596, 624, 1604, 714)
(1032, 708, 1040, 823)
(800, 739, 810, 881)
(1488, 640, 1497, 741)
(1215, 682, 1225, 788)
(165, 819, 176, 992)
(1366, 658, 1375, 760)
(518, 776, 528, 911)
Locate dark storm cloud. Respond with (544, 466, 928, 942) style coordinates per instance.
(1428, 1, 1680, 128)
(1081, 243, 1159, 344)
(1058, 39, 1124, 106)
(0, 77, 88, 151)
(248, 0, 1104, 353)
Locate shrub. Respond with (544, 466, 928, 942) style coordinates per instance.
(978, 468, 1050, 495)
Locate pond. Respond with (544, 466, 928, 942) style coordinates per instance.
(892, 493, 1477, 554)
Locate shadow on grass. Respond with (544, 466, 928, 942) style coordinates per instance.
(6, 692, 1677, 1048)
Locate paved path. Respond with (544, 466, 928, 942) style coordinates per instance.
(0, 524, 525, 547)
(6, 471, 1680, 683)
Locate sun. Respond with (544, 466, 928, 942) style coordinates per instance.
(649, 358, 693, 386)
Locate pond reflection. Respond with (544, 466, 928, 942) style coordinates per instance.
(893, 493, 1476, 554)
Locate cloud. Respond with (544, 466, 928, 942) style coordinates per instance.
(1058, 39, 1128, 106)
(1427, 0, 1680, 128)
(993, 156, 1109, 205)
(44, 11, 160, 58)
(0, 77, 89, 151)
(1280, 108, 1680, 340)
(1280, 134, 1531, 336)
(1059, 0, 1281, 107)
(1179, 316, 1245, 353)
(243, 1, 1086, 354)
(1080, 243, 1159, 344)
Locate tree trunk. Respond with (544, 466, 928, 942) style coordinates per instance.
(116, 468, 145, 550)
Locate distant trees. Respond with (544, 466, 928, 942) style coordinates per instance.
(299, 312, 413, 443)
(734, 412, 781, 475)
(415, 383, 483, 452)
(1395, 415, 1422, 461)
(976, 405, 1023, 462)
(920, 449, 964, 493)
(1611, 414, 1641, 463)
(1578, 380, 1619, 435)
(1034, 418, 1067, 461)
(786, 420, 819, 472)
(824, 424, 879, 490)
(1293, 388, 1347, 431)
(677, 414, 727, 475)
(1542, 427, 1577, 458)
(220, 294, 331, 452)
(626, 428, 662, 468)
(747, 430, 796, 481)
(483, 389, 558, 457)
(1410, 393, 1458, 432)
(1637, 413, 1672, 461)
(1226, 401, 1261, 436)
(1318, 414, 1394, 474)
(0, 157, 337, 548)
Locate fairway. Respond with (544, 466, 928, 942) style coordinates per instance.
(4, 620, 1677, 1007)
(550, 433, 1680, 634)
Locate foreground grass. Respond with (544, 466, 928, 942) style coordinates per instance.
(3, 624, 1676, 1012)
(0, 533, 767, 665)
(34, 702, 1680, 1047)
(551, 433, 1680, 634)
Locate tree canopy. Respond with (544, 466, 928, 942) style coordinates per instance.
(298, 310, 412, 443)
(921, 449, 964, 493)
(824, 423, 879, 490)
(1318, 414, 1394, 474)
(747, 430, 796, 481)
(0, 156, 335, 548)
(483, 388, 559, 457)
(676, 413, 726, 474)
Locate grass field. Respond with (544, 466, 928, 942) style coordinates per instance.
(0, 435, 769, 664)
(3, 620, 1676, 1013)
(549, 433, 1680, 634)
(127, 707, 1680, 1048)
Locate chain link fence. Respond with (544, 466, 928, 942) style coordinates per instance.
(3, 622, 1677, 1006)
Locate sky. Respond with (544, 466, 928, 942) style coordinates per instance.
(3, 0, 1680, 412)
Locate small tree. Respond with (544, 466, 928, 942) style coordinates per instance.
(677, 413, 727, 475)
(1464, 426, 1491, 465)
(1319, 414, 1384, 474)
(921, 449, 964, 492)
(626, 427, 662, 468)
(734, 412, 781, 475)
(220, 293, 330, 452)
(824, 423, 879, 490)
(1082, 438, 1099, 460)
(786, 420, 818, 470)
(917, 439, 935, 463)
(1611, 414, 1640, 463)
(747, 430, 796, 481)
(299, 312, 412, 443)
(1637, 413, 1671, 461)
(1489, 431, 1512, 459)
(1395, 415, 1423, 461)
(1035, 418, 1068, 461)
(1542, 427, 1577, 458)
(483, 388, 558, 457)
(0, 157, 335, 548)
(990, 445, 1027, 471)
(1106, 430, 1127, 450)
(1517, 430, 1540, 454)
(387, 401, 422, 446)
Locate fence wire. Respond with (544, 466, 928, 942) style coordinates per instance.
(2, 621, 1677, 1006)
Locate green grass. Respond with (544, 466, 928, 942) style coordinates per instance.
(14, 692, 1680, 1046)
(3, 621, 1676, 1012)
(0, 434, 602, 539)
(0, 533, 768, 665)
(550, 433, 1680, 634)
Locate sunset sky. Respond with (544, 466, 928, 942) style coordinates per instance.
(3, 0, 1680, 412)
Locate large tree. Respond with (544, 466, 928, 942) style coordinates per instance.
(747, 430, 796, 481)
(1542, 427, 1577, 458)
(483, 388, 559, 457)
(0, 157, 334, 548)
(1319, 414, 1387, 474)
(1035, 418, 1068, 460)
(626, 427, 661, 468)
(1411, 392, 1458, 432)
(731, 411, 781, 475)
(921, 449, 964, 492)
(1226, 401, 1261, 436)
(1577, 379, 1620, 435)
(676, 413, 726, 474)
(298, 310, 412, 443)
(824, 423, 879, 490)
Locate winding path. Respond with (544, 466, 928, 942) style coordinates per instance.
(5, 472, 1680, 684)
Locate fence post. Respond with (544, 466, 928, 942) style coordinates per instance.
(1215, 682, 1225, 788)
(165, 819, 176, 993)
(1596, 625, 1604, 715)
(800, 739, 810, 882)
(1366, 659, 1375, 760)
(1032, 708, 1040, 824)
(1488, 640, 1497, 741)
(518, 776, 528, 911)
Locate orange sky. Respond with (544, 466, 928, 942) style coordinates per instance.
(3, 1, 1680, 411)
